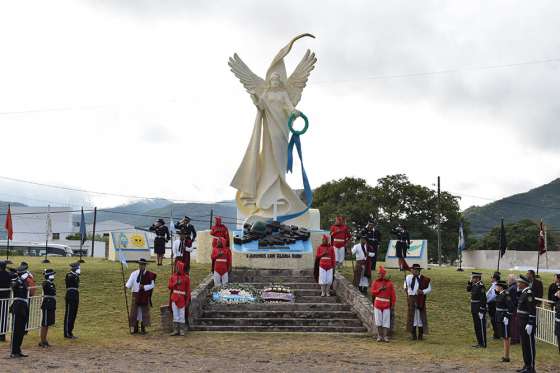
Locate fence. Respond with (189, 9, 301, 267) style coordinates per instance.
(535, 297, 558, 347)
(0, 286, 44, 336)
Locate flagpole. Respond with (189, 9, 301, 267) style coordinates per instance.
(90, 207, 97, 258)
(537, 220, 544, 276)
(42, 205, 50, 264)
(545, 224, 549, 269)
(5, 204, 11, 264)
(170, 207, 174, 275)
(79, 207, 86, 263)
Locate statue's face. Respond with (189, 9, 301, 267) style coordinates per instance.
(270, 77, 280, 88)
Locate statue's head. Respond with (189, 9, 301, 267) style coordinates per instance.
(269, 72, 282, 89)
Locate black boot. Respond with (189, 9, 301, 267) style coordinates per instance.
(418, 327, 424, 340)
(140, 322, 146, 335)
(132, 322, 139, 334)
(411, 327, 417, 340)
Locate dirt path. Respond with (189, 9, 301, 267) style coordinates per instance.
(2, 333, 556, 373)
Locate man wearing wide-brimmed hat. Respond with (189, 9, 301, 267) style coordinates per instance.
(10, 263, 30, 358)
(39, 268, 56, 348)
(125, 258, 156, 334)
(516, 275, 537, 373)
(404, 263, 431, 341)
(64, 262, 81, 339)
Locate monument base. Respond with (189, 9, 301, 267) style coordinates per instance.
(236, 208, 321, 230)
(196, 230, 326, 270)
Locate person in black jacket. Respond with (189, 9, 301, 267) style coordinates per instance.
(39, 269, 56, 347)
(494, 280, 514, 362)
(175, 217, 197, 272)
(547, 273, 560, 305)
(10, 264, 29, 358)
(516, 275, 537, 373)
(554, 289, 560, 354)
(467, 272, 487, 348)
(0, 261, 11, 342)
(363, 221, 381, 271)
(391, 224, 410, 271)
(64, 262, 80, 339)
(149, 218, 170, 266)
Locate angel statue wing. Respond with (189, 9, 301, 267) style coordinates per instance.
(287, 49, 317, 106)
(228, 53, 265, 95)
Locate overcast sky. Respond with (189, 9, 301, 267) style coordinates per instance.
(1, 1, 559, 210)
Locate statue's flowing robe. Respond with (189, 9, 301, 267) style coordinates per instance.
(231, 90, 306, 219)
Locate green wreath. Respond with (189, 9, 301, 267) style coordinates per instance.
(288, 111, 309, 136)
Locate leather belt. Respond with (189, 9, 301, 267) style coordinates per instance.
(376, 297, 390, 302)
(517, 310, 529, 315)
(173, 290, 186, 295)
(496, 308, 508, 311)
(13, 297, 28, 302)
(471, 300, 481, 303)
(67, 288, 79, 291)
(43, 295, 56, 299)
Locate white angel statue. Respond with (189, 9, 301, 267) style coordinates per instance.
(229, 33, 317, 221)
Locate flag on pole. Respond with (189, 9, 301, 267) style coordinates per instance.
(118, 249, 128, 268)
(169, 214, 176, 236)
(458, 222, 465, 251)
(498, 219, 507, 258)
(538, 220, 546, 255)
(4, 205, 13, 240)
(46, 206, 53, 239)
(79, 208, 87, 245)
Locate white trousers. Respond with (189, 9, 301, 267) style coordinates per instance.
(374, 307, 391, 328)
(335, 247, 345, 264)
(171, 303, 185, 323)
(213, 272, 229, 287)
(413, 309, 423, 327)
(318, 268, 333, 285)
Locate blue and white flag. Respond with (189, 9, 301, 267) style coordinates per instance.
(118, 249, 128, 268)
(169, 213, 176, 236)
(458, 222, 465, 251)
(79, 207, 87, 245)
(46, 206, 53, 239)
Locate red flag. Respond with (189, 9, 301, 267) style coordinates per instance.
(538, 220, 546, 255)
(4, 206, 13, 241)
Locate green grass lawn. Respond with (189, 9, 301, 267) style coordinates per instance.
(4, 256, 559, 367)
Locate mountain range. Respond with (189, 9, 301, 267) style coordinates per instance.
(464, 178, 560, 236)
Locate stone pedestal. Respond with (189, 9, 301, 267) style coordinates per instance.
(236, 208, 321, 230)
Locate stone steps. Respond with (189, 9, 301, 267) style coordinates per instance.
(296, 295, 340, 303)
(232, 276, 318, 284)
(243, 282, 321, 289)
(205, 303, 352, 312)
(202, 310, 357, 319)
(190, 325, 368, 333)
(197, 317, 364, 327)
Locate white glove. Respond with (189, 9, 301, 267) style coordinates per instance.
(525, 324, 533, 335)
(503, 317, 509, 326)
(478, 312, 484, 320)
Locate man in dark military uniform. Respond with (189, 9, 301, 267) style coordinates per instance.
(467, 272, 487, 348)
(363, 221, 381, 271)
(9, 264, 29, 358)
(547, 273, 560, 305)
(64, 262, 80, 339)
(391, 224, 410, 271)
(553, 288, 560, 353)
(149, 218, 170, 266)
(175, 217, 197, 272)
(494, 280, 514, 362)
(39, 269, 56, 347)
(0, 260, 11, 342)
(516, 275, 537, 373)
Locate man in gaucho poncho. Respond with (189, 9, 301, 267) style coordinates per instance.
(125, 258, 156, 334)
(404, 263, 431, 341)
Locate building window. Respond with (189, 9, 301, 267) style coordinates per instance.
(52, 233, 60, 240)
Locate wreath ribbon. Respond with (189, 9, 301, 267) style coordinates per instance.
(274, 111, 313, 223)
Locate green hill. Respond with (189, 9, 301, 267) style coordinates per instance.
(464, 178, 560, 236)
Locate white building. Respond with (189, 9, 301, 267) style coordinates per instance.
(11, 206, 74, 243)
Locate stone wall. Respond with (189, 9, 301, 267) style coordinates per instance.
(333, 273, 374, 333)
(159, 273, 214, 332)
(462, 250, 560, 271)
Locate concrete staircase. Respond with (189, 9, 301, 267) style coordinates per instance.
(190, 269, 367, 333)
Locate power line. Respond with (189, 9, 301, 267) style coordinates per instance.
(314, 57, 560, 85)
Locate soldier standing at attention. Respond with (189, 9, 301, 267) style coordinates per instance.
(0, 261, 11, 342)
(494, 280, 514, 363)
(467, 272, 487, 348)
(553, 289, 560, 353)
(64, 262, 81, 339)
(149, 218, 170, 266)
(330, 215, 351, 269)
(39, 269, 56, 347)
(516, 275, 537, 373)
(10, 264, 29, 358)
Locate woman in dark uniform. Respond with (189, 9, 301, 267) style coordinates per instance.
(39, 269, 56, 347)
(149, 219, 170, 266)
(391, 224, 410, 271)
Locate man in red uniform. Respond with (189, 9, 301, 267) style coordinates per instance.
(370, 266, 396, 342)
(330, 216, 351, 269)
(210, 216, 230, 247)
(211, 237, 232, 287)
(168, 261, 191, 336)
(314, 235, 336, 297)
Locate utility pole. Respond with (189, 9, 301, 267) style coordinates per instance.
(437, 176, 442, 266)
